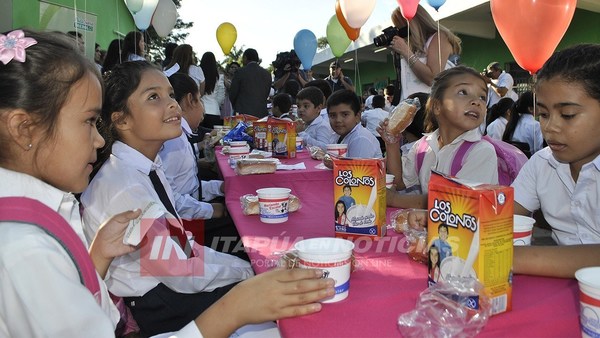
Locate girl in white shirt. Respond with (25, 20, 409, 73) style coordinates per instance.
(408, 44, 600, 279)
(486, 97, 514, 140)
(0, 30, 333, 337)
(200, 51, 226, 129)
(382, 66, 498, 209)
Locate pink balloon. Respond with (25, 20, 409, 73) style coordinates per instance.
(491, 0, 576, 74)
(397, 0, 420, 21)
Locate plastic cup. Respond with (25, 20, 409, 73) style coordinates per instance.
(256, 188, 291, 223)
(386, 174, 395, 189)
(326, 144, 348, 158)
(296, 137, 304, 152)
(513, 215, 535, 246)
(294, 237, 354, 303)
(575, 267, 600, 337)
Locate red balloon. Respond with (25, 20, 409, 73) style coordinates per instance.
(397, 0, 420, 21)
(491, 0, 576, 74)
(336, 0, 360, 41)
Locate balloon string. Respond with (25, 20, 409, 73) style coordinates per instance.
(437, 21, 441, 71)
(116, 0, 122, 63)
(354, 47, 360, 93)
(532, 73, 539, 152)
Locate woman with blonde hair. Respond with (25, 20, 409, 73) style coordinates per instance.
(388, 4, 461, 100)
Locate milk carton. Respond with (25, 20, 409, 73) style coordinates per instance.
(252, 121, 269, 152)
(268, 117, 296, 159)
(333, 158, 386, 240)
(427, 170, 513, 315)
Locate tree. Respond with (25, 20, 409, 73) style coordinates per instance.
(145, 0, 193, 64)
(317, 37, 328, 51)
(219, 44, 245, 69)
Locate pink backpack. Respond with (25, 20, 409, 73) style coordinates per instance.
(0, 197, 139, 336)
(416, 135, 528, 186)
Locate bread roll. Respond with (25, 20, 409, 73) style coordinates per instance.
(235, 159, 277, 175)
(241, 194, 301, 215)
(386, 100, 418, 135)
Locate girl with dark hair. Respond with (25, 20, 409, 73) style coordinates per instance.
(122, 31, 145, 61)
(502, 91, 543, 155)
(200, 51, 225, 128)
(165, 44, 205, 94)
(102, 38, 123, 74)
(81, 61, 253, 335)
(486, 97, 515, 140)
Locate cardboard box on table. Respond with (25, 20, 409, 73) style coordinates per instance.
(333, 158, 386, 240)
(427, 170, 513, 315)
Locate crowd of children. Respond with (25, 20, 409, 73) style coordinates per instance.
(2, 25, 600, 337)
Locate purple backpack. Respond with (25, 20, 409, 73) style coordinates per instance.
(416, 135, 528, 186)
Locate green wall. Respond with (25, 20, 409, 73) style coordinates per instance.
(10, 0, 136, 50)
(356, 8, 600, 93)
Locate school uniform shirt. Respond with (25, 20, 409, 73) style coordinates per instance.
(486, 116, 508, 140)
(512, 148, 600, 245)
(361, 107, 389, 137)
(487, 71, 518, 108)
(160, 118, 222, 219)
(299, 114, 337, 150)
(188, 65, 205, 88)
(0, 167, 119, 337)
(339, 123, 383, 159)
(81, 141, 253, 298)
(402, 128, 499, 192)
(201, 74, 226, 117)
(512, 114, 544, 154)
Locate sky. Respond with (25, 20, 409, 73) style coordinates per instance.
(177, 0, 402, 65)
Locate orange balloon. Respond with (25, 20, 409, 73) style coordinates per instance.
(335, 0, 360, 41)
(491, 0, 576, 74)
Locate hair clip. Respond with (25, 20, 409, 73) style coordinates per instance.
(0, 30, 37, 65)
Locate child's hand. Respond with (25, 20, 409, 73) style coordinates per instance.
(407, 209, 428, 230)
(227, 268, 334, 323)
(91, 209, 141, 259)
(89, 209, 141, 278)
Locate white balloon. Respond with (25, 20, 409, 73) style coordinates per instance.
(152, 0, 178, 38)
(125, 0, 144, 14)
(131, 0, 159, 30)
(340, 0, 377, 29)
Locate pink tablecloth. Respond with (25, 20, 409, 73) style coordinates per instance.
(216, 150, 580, 337)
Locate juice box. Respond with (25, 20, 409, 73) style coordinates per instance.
(333, 158, 386, 240)
(252, 121, 269, 151)
(427, 170, 513, 315)
(268, 117, 296, 159)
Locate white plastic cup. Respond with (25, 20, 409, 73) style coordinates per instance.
(386, 174, 395, 189)
(296, 137, 304, 151)
(513, 215, 535, 246)
(575, 267, 600, 337)
(256, 188, 291, 224)
(228, 146, 250, 167)
(326, 144, 348, 158)
(294, 237, 354, 303)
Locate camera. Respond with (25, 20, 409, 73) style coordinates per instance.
(272, 50, 301, 76)
(373, 26, 408, 47)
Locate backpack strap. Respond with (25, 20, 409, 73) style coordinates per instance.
(0, 197, 101, 298)
(450, 141, 476, 176)
(415, 136, 430, 174)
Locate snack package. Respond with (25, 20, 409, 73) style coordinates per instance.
(398, 276, 491, 337)
(240, 194, 301, 215)
(222, 121, 253, 143)
(309, 145, 326, 161)
(382, 97, 421, 143)
(333, 158, 386, 240)
(427, 170, 513, 315)
(234, 158, 278, 175)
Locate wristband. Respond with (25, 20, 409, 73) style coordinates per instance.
(408, 54, 419, 67)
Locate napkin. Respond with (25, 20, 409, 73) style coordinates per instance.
(277, 162, 306, 170)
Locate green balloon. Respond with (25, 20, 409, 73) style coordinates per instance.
(326, 15, 351, 58)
